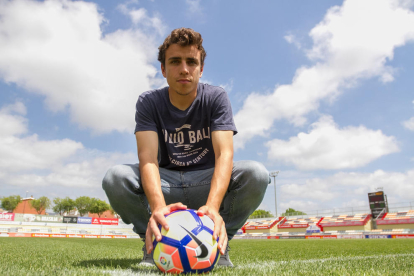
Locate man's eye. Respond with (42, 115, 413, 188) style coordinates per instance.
(171, 60, 179, 64)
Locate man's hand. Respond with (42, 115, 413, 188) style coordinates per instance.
(197, 205, 228, 255)
(145, 202, 187, 253)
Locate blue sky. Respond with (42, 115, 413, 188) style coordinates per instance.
(1, 0, 414, 216)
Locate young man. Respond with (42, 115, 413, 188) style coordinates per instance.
(102, 28, 269, 267)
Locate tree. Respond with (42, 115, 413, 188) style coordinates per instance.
(249, 209, 273, 219)
(53, 198, 65, 215)
(61, 197, 75, 215)
(281, 208, 307, 217)
(30, 196, 51, 214)
(74, 196, 92, 217)
(0, 195, 22, 212)
(89, 198, 110, 218)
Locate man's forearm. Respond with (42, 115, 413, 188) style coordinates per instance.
(206, 152, 233, 211)
(139, 160, 166, 212)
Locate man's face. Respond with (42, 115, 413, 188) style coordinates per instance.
(161, 44, 204, 96)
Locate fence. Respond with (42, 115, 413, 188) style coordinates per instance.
(249, 201, 414, 220)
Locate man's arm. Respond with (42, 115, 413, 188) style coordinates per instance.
(136, 131, 186, 253)
(197, 130, 234, 255)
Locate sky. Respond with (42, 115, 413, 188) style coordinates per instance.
(1, 0, 414, 216)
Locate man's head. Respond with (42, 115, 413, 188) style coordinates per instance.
(158, 28, 206, 67)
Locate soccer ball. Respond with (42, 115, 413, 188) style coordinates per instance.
(152, 209, 219, 274)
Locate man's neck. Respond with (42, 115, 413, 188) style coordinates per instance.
(168, 87, 198, 111)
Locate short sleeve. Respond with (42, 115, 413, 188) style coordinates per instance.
(134, 93, 158, 133)
(210, 88, 238, 135)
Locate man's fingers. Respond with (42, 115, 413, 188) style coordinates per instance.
(212, 216, 223, 241)
(145, 227, 154, 254)
(153, 213, 169, 232)
(218, 224, 228, 255)
(168, 202, 187, 213)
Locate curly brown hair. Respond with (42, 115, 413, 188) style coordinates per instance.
(158, 28, 207, 67)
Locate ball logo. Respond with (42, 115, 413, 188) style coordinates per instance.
(180, 225, 208, 258)
(160, 257, 167, 265)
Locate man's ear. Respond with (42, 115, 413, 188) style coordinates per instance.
(161, 63, 166, 78)
(199, 65, 204, 77)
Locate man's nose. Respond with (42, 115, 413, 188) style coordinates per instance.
(179, 62, 189, 74)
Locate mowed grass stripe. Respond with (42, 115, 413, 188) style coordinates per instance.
(0, 238, 413, 275)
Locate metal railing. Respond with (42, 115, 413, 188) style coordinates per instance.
(249, 201, 414, 220)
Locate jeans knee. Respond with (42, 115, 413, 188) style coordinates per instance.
(102, 164, 129, 192)
(234, 160, 269, 193)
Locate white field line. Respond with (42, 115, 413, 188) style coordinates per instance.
(103, 269, 159, 276)
(98, 253, 414, 274)
(236, 253, 414, 269)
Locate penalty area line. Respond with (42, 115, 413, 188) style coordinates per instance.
(236, 253, 414, 269)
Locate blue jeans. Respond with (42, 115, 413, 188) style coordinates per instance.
(102, 160, 269, 240)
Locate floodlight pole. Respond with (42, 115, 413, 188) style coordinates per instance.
(269, 171, 280, 218)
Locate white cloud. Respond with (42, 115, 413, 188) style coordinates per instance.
(6, 151, 136, 188)
(279, 200, 321, 215)
(234, 0, 414, 150)
(402, 101, 414, 130)
(219, 79, 234, 93)
(0, 102, 83, 172)
(275, 168, 414, 214)
(117, 4, 166, 37)
(186, 0, 203, 15)
(284, 33, 302, 49)
(0, 101, 136, 191)
(402, 117, 414, 130)
(0, 0, 165, 134)
(266, 115, 399, 170)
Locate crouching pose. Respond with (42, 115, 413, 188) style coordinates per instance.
(102, 27, 269, 267)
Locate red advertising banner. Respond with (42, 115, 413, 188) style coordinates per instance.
(8, 233, 31, 237)
(377, 218, 414, 225)
(91, 218, 119, 225)
(99, 218, 119, 225)
(278, 224, 309, 228)
(32, 233, 50, 238)
(320, 221, 365, 227)
(0, 213, 15, 221)
(267, 236, 280, 239)
(245, 219, 280, 230)
(306, 236, 322, 239)
(305, 235, 338, 239)
(50, 234, 66, 238)
(83, 235, 99, 238)
(392, 234, 414, 238)
(67, 234, 83, 238)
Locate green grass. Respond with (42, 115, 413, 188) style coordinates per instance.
(0, 238, 413, 275)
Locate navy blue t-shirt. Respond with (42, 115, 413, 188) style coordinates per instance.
(135, 83, 237, 171)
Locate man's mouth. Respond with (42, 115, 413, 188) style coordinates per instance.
(177, 79, 191, 83)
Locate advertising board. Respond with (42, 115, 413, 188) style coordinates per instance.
(365, 234, 391, 239)
(376, 218, 414, 225)
(0, 213, 14, 221)
(278, 224, 308, 228)
(91, 218, 119, 225)
(34, 215, 63, 223)
(77, 217, 92, 224)
(63, 216, 78, 224)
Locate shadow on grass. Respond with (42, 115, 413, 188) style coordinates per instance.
(75, 258, 159, 273)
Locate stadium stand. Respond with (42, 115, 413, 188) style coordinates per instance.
(277, 216, 323, 233)
(376, 210, 414, 230)
(318, 213, 372, 231)
(243, 218, 281, 234)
